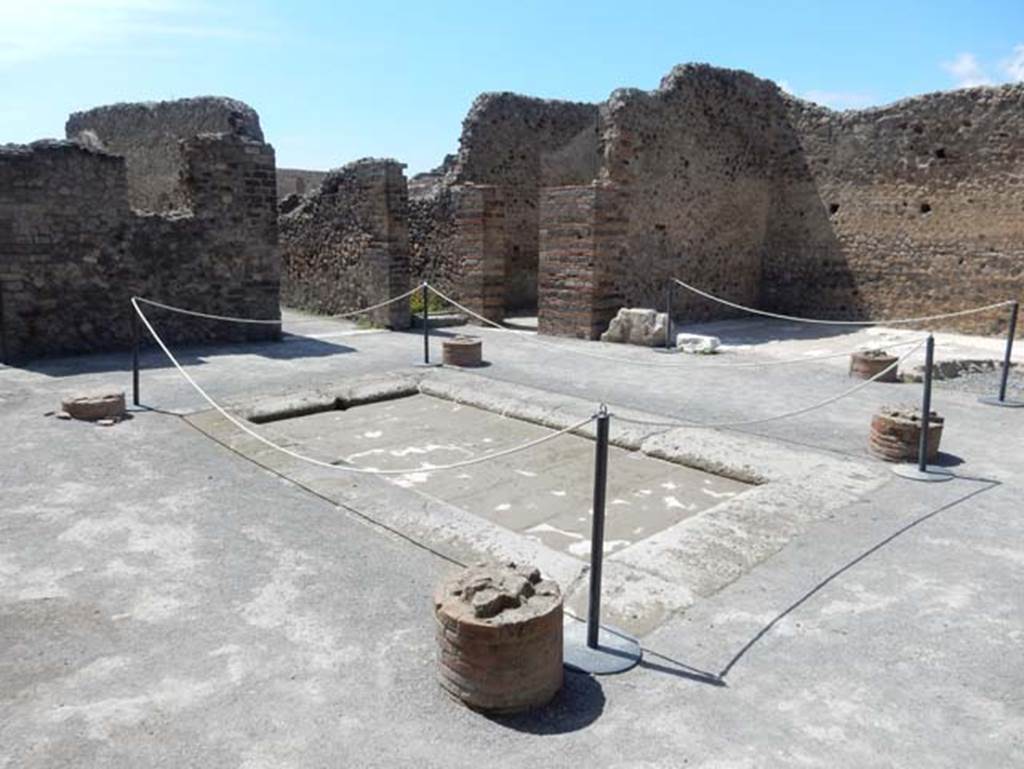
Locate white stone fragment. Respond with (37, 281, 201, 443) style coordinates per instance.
(601, 308, 669, 346)
(676, 333, 720, 354)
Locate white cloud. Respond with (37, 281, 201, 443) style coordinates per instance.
(0, 0, 255, 66)
(942, 52, 993, 87)
(1002, 44, 1024, 82)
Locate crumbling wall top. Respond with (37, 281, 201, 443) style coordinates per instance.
(64, 95, 266, 212)
(453, 92, 599, 184)
(66, 96, 263, 141)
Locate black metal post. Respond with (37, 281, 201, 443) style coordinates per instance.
(917, 335, 934, 473)
(998, 301, 1018, 403)
(131, 308, 140, 407)
(664, 281, 674, 350)
(587, 407, 610, 649)
(0, 278, 8, 365)
(422, 284, 430, 365)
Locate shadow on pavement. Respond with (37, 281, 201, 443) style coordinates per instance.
(11, 335, 357, 379)
(639, 649, 725, 687)
(715, 478, 1000, 680)
(490, 670, 605, 734)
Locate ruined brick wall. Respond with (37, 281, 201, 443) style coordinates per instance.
(763, 84, 1024, 335)
(277, 167, 327, 198)
(453, 93, 600, 311)
(0, 128, 279, 362)
(408, 186, 460, 293)
(66, 96, 263, 212)
(595, 65, 788, 324)
(451, 185, 506, 321)
(280, 64, 1023, 340)
(279, 159, 411, 329)
(538, 183, 627, 339)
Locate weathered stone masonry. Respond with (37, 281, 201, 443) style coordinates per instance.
(1, 97, 279, 362)
(285, 64, 1023, 340)
(764, 86, 1024, 335)
(279, 159, 410, 329)
(66, 96, 265, 212)
(421, 66, 1015, 339)
(538, 183, 627, 339)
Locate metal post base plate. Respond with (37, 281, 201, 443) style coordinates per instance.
(563, 621, 642, 675)
(892, 465, 955, 482)
(413, 361, 442, 368)
(977, 395, 1024, 408)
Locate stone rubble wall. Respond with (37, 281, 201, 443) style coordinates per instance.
(0, 106, 280, 363)
(408, 186, 460, 294)
(276, 167, 328, 199)
(595, 65, 786, 323)
(764, 84, 1024, 335)
(452, 93, 600, 312)
(66, 96, 264, 212)
(281, 65, 1023, 340)
(278, 158, 411, 329)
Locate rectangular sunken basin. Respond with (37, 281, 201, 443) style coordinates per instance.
(266, 393, 750, 559)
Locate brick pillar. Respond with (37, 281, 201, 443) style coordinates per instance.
(453, 184, 505, 323)
(538, 182, 627, 339)
(181, 134, 282, 338)
(374, 162, 413, 329)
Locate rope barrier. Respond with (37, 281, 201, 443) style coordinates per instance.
(425, 283, 922, 369)
(132, 297, 595, 475)
(672, 277, 1013, 327)
(132, 281, 928, 459)
(133, 282, 927, 370)
(612, 336, 927, 430)
(134, 283, 425, 326)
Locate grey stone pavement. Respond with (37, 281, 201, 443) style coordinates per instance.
(1, 313, 1022, 768)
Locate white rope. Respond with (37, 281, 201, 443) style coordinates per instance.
(613, 336, 928, 430)
(134, 283, 425, 326)
(425, 283, 921, 369)
(672, 278, 1013, 327)
(132, 297, 595, 475)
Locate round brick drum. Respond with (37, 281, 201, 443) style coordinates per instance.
(442, 336, 483, 367)
(869, 405, 944, 462)
(434, 561, 563, 714)
(850, 350, 899, 382)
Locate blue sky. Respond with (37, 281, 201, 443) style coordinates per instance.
(1, 1, 1022, 174)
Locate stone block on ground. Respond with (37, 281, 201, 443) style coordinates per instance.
(60, 390, 126, 421)
(601, 308, 668, 346)
(434, 561, 562, 714)
(676, 333, 720, 354)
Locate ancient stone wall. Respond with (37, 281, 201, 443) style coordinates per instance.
(0, 113, 279, 362)
(538, 183, 627, 339)
(408, 186, 460, 293)
(280, 64, 1023, 340)
(452, 185, 506, 321)
(279, 159, 411, 329)
(453, 93, 600, 311)
(277, 167, 327, 198)
(763, 84, 1024, 335)
(595, 65, 788, 323)
(66, 96, 263, 212)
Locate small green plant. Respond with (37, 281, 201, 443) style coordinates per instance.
(410, 290, 448, 315)
(355, 316, 381, 330)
